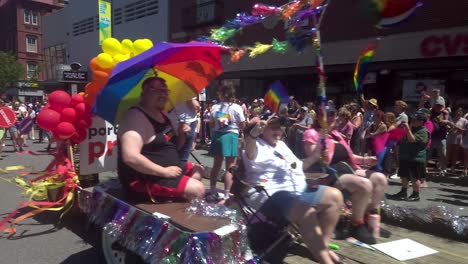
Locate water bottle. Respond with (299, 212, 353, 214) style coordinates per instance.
(368, 213, 381, 238)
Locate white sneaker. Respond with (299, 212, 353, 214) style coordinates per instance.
(390, 174, 399, 179)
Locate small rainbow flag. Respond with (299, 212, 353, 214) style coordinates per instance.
(353, 43, 377, 93)
(264, 80, 290, 113)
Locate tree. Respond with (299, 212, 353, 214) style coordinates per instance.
(0, 52, 24, 93)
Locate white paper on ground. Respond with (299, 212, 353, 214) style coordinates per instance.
(371, 238, 438, 261)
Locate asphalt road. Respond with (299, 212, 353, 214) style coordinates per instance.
(0, 140, 467, 264)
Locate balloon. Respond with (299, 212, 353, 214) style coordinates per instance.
(61, 107, 77, 124)
(102, 37, 122, 56)
(84, 93, 97, 106)
(71, 128, 87, 144)
(96, 53, 114, 69)
(54, 122, 76, 139)
(75, 102, 88, 118)
(78, 117, 92, 128)
(70, 93, 85, 106)
(48, 90, 71, 111)
(37, 108, 61, 131)
(121, 39, 133, 54)
(89, 57, 99, 71)
(85, 82, 101, 94)
(113, 54, 129, 66)
(92, 70, 109, 87)
(133, 39, 153, 55)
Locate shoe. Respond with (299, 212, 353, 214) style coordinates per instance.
(205, 191, 225, 203)
(407, 192, 420, 201)
(379, 227, 392, 238)
(349, 224, 376, 244)
(389, 190, 407, 200)
(19, 147, 24, 152)
(389, 173, 399, 179)
(440, 169, 447, 176)
(23, 143, 29, 147)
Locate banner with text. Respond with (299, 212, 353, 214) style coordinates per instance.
(79, 116, 118, 174)
(98, 0, 112, 44)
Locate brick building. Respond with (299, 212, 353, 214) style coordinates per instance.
(0, 0, 65, 101)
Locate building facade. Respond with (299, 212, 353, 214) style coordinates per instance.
(169, 0, 468, 110)
(0, 0, 65, 101)
(42, 0, 170, 93)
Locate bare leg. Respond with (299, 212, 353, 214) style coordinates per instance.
(288, 200, 334, 264)
(356, 170, 388, 211)
(190, 164, 205, 180)
(336, 174, 372, 222)
(183, 178, 205, 199)
(223, 156, 237, 194)
(210, 156, 224, 190)
(315, 187, 343, 244)
(412, 179, 421, 193)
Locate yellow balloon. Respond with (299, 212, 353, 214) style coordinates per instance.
(113, 54, 129, 66)
(102, 38, 122, 56)
(96, 53, 114, 69)
(133, 39, 153, 55)
(121, 39, 133, 54)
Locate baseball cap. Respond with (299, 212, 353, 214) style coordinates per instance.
(413, 111, 427, 122)
(435, 96, 445, 107)
(301, 106, 308, 112)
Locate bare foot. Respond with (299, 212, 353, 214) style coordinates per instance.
(420, 181, 428, 188)
(329, 250, 344, 263)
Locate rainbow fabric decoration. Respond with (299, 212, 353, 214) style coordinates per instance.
(264, 80, 290, 113)
(361, 0, 423, 28)
(353, 43, 377, 93)
(93, 41, 223, 125)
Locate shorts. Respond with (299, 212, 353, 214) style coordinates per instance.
(128, 162, 194, 199)
(209, 131, 239, 157)
(9, 125, 18, 133)
(258, 186, 326, 225)
(398, 160, 426, 180)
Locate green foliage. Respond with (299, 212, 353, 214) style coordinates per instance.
(0, 52, 24, 92)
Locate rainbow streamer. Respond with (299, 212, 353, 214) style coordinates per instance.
(353, 43, 376, 94)
(264, 81, 290, 113)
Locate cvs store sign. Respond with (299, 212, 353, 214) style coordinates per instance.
(420, 33, 468, 57)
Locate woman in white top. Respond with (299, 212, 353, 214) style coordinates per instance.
(208, 83, 246, 200)
(243, 117, 343, 264)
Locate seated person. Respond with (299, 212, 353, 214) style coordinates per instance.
(243, 116, 343, 264)
(303, 107, 388, 244)
(118, 77, 205, 201)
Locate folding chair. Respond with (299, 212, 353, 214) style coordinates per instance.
(228, 160, 299, 264)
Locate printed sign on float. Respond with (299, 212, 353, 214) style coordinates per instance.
(19, 116, 34, 135)
(79, 116, 118, 174)
(0, 107, 16, 128)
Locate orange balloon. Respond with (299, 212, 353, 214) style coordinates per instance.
(89, 57, 99, 71)
(84, 92, 97, 105)
(92, 70, 109, 87)
(85, 82, 100, 94)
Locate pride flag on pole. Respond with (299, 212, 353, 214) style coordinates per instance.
(353, 43, 377, 94)
(264, 81, 290, 113)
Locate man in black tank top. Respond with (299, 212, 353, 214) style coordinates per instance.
(118, 77, 205, 201)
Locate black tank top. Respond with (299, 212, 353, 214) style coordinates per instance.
(118, 107, 185, 186)
(330, 143, 350, 165)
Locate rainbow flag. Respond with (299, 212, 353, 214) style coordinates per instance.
(264, 81, 290, 113)
(353, 43, 376, 94)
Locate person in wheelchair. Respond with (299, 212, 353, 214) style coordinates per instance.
(242, 116, 344, 264)
(303, 107, 388, 245)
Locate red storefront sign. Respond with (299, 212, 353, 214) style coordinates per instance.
(420, 33, 468, 57)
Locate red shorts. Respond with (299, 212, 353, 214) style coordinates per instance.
(129, 162, 194, 199)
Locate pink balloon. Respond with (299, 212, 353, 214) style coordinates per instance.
(37, 108, 61, 131)
(74, 103, 88, 118)
(61, 107, 77, 124)
(48, 91, 71, 111)
(70, 94, 85, 106)
(78, 117, 92, 128)
(71, 128, 87, 144)
(54, 122, 76, 139)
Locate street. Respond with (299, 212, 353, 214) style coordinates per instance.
(0, 141, 467, 263)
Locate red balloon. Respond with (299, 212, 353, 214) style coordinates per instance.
(70, 128, 87, 144)
(75, 103, 88, 118)
(70, 94, 85, 106)
(54, 122, 76, 139)
(37, 109, 61, 131)
(78, 117, 93, 128)
(48, 91, 71, 111)
(61, 107, 77, 124)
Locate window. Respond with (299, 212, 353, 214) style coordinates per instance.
(24, 10, 31, 24)
(32, 12, 38, 25)
(26, 36, 38, 53)
(27, 63, 38, 80)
